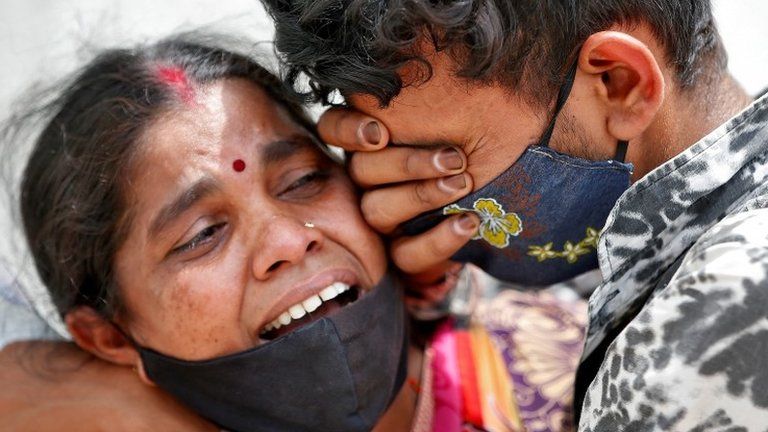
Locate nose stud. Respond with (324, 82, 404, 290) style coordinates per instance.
(304, 221, 315, 228)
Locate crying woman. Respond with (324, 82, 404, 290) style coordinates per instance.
(14, 37, 587, 432)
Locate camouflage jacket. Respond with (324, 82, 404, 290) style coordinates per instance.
(577, 93, 768, 431)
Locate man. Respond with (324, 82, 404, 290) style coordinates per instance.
(260, 0, 768, 429)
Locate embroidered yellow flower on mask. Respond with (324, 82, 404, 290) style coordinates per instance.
(561, 241, 591, 263)
(443, 198, 523, 249)
(527, 227, 602, 264)
(528, 242, 558, 262)
(582, 227, 600, 248)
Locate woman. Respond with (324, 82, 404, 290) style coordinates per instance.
(17, 36, 585, 431)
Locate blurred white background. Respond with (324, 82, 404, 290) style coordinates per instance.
(0, 0, 766, 334)
(1, 0, 766, 117)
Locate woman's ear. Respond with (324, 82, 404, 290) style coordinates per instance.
(65, 307, 144, 371)
(578, 31, 665, 141)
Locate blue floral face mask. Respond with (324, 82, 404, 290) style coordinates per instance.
(401, 64, 633, 286)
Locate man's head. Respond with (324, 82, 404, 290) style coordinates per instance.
(263, 0, 740, 184)
(265, 0, 725, 107)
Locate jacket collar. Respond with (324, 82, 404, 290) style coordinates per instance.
(585, 93, 768, 355)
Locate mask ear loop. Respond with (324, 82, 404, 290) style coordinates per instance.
(109, 320, 142, 349)
(614, 140, 629, 163)
(537, 61, 579, 148)
(538, 61, 631, 164)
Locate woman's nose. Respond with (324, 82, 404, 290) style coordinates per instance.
(251, 216, 324, 280)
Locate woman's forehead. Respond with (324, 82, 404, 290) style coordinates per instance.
(121, 79, 324, 220)
(140, 78, 311, 166)
(120, 80, 329, 248)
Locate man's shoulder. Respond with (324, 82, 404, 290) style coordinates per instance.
(579, 206, 768, 431)
(684, 203, 768, 273)
(663, 204, 768, 310)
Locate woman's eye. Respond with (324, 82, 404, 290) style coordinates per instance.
(280, 169, 330, 197)
(172, 222, 227, 255)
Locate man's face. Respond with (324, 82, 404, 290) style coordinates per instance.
(346, 51, 613, 191)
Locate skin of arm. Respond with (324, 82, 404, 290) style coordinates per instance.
(0, 341, 217, 432)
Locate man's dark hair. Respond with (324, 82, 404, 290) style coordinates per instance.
(262, 0, 727, 107)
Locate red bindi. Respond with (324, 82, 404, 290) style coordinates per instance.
(233, 159, 246, 172)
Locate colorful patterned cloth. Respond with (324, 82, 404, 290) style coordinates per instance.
(412, 268, 588, 432)
(479, 290, 586, 432)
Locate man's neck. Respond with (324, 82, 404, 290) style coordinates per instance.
(632, 73, 754, 180)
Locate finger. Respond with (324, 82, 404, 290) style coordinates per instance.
(349, 145, 466, 188)
(391, 213, 479, 274)
(402, 262, 457, 302)
(361, 173, 474, 233)
(416, 282, 455, 303)
(403, 261, 464, 288)
(404, 297, 437, 310)
(317, 107, 390, 151)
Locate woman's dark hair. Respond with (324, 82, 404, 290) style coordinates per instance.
(17, 35, 313, 319)
(261, 0, 727, 107)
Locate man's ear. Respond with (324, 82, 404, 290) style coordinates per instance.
(65, 307, 153, 384)
(578, 31, 665, 141)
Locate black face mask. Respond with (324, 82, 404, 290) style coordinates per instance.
(135, 273, 408, 432)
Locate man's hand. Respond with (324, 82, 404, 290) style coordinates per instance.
(0, 341, 217, 432)
(317, 107, 480, 283)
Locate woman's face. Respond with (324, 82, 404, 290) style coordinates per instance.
(114, 78, 387, 360)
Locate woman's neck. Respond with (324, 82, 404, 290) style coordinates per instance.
(373, 344, 424, 431)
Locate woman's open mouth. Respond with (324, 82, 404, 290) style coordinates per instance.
(259, 282, 361, 340)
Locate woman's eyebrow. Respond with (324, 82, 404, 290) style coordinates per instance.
(261, 135, 318, 165)
(148, 176, 220, 238)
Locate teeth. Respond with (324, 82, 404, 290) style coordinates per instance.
(261, 282, 352, 335)
(278, 312, 291, 326)
(319, 285, 339, 301)
(334, 282, 349, 294)
(302, 295, 322, 313)
(289, 304, 306, 320)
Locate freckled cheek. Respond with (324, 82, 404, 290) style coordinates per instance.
(160, 275, 245, 352)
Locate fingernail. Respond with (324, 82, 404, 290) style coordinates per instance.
(453, 213, 478, 236)
(361, 121, 381, 146)
(433, 147, 464, 173)
(437, 174, 467, 193)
